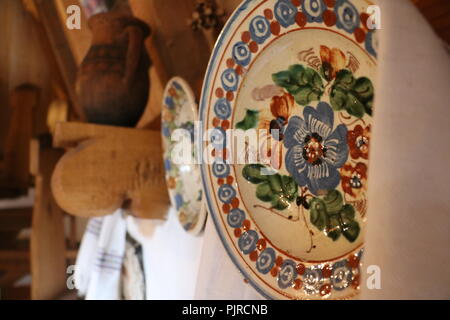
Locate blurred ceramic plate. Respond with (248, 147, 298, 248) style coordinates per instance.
(161, 77, 207, 235)
(199, 0, 378, 299)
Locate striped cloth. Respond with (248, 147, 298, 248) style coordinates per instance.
(74, 209, 127, 299)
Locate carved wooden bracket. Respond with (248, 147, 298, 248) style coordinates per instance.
(51, 122, 169, 219)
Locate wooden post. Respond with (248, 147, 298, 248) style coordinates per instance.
(29, 137, 67, 300)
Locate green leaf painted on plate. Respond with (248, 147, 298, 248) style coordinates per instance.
(342, 220, 360, 242)
(242, 164, 298, 211)
(242, 164, 267, 184)
(308, 190, 360, 243)
(323, 189, 344, 214)
(271, 194, 291, 211)
(327, 214, 342, 241)
(340, 204, 356, 220)
(309, 198, 328, 231)
(330, 69, 374, 118)
(272, 64, 324, 106)
(236, 109, 259, 130)
(256, 182, 273, 202)
(281, 175, 298, 201)
(267, 175, 282, 194)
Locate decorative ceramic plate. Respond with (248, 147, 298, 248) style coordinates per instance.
(162, 77, 207, 235)
(200, 0, 378, 299)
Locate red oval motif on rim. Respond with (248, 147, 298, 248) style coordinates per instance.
(235, 65, 244, 76)
(226, 91, 234, 101)
(242, 219, 251, 231)
(348, 254, 360, 268)
(241, 31, 251, 43)
(215, 87, 224, 98)
(294, 279, 303, 290)
(295, 12, 307, 28)
(354, 27, 366, 43)
(320, 284, 332, 296)
(231, 197, 240, 208)
(249, 41, 259, 53)
(226, 58, 235, 68)
(212, 117, 220, 127)
(360, 12, 370, 30)
(322, 264, 332, 278)
(250, 250, 258, 261)
(264, 8, 273, 20)
(221, 119, 230, 130)
(296, 263, 306, 275)
(270, 266, 278, 277)
(352, 274, 360, 288)
(257, 238, 267, 251)
(323, 10, 337, 27)
(275, 256, 283, 267)
(222, 203, 231, 214)
(270, 21, 280, 35)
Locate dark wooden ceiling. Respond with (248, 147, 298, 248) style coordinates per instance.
(411, 0, 450, 44)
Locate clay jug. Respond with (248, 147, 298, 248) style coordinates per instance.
(77, 11, 151, 127)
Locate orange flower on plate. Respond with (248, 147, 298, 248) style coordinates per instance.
(167, 176, 176, 189)
(256, 92, 294, 170)
(270, 92, 294, 122)
(320, 45, 346, 81)
(347, 124, 371, 160)
(168, 86, 177, 97)
(341, 162, 368, 199)
(162, 109, 174, 122)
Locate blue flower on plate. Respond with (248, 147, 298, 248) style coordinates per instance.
(331, 260, 353, 291)
(162, 125, 171, 137)
(283, 102, 348, 195)
(232, 42, 251, 67)
(274, 0, 297, 28)
(249, 15, 271, 44)
(335, 0, 360, 34)
(165, 96, 175, 109)
(172, 81, 182, 91)
(302, 0, 326, 23)
(164, 158, 171, 171)
(174, 193, 184, 210)
(278, 260, 297, 289)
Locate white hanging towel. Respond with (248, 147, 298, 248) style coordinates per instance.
(74, 216, 103, 296)
(74, 209, 127, 300)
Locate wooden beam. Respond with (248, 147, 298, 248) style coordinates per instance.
(53, 0, 91, 66)
(51, 122, 170, 219)
(128, 0, 212, 99)
(33, 0, 83, 119)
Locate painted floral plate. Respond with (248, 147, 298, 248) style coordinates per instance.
(200, 0, 378, 299)
(162, 77, 207, 235)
